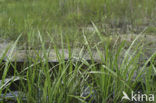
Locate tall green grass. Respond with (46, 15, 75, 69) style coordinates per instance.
(0, 25, 155, 103)
(0, 0, 156, 102)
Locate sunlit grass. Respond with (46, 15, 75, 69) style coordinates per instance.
(0, 0, 156, 102)
(0, 25, 155, 102)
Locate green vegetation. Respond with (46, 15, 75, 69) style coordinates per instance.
(0, 0, 156, 103)
(0, 29, 155, 103)
(0, 0, 156, 47)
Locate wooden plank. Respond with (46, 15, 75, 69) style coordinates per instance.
(2, 49, 104, 63)
(0, 34, 155, 63)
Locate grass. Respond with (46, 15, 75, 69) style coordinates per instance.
(0, 0, 156, 103)
(0, 0, 156, 47)
(0, 26, 156, 102)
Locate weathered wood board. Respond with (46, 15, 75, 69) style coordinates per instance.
(0, 34, 155, 63)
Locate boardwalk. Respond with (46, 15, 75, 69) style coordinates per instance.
(0, 34, 155, 63)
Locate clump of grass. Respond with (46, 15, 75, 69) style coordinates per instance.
(0, 25, 155, 103)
